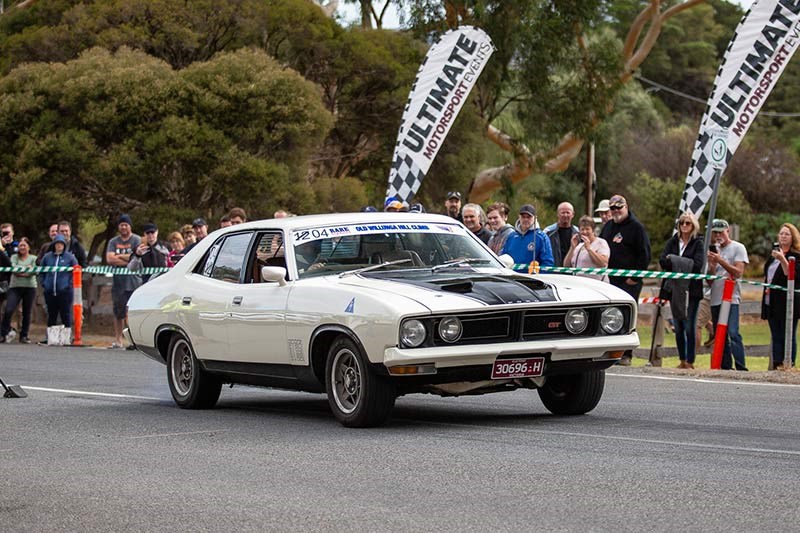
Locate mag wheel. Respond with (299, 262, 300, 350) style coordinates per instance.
(167, 334, 222, 409)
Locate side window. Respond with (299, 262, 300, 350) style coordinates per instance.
(210, 233, 253, 283)
(251, 232, 286, 282)
(201, 243, 221, 277)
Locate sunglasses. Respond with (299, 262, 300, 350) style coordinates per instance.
(609, 205, 624, 211)
(679, 220, 692, 226)
(447, 192, 461, 199)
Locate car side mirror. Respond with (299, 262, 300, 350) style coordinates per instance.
(261, 266, 287, 286)
(498, 254, 515, 269)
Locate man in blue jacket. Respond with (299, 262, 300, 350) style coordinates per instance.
(40, 234, 78, 332)
(500, 204, 554, 268)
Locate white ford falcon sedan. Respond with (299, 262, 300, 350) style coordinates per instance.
(125, 213, 639, 427)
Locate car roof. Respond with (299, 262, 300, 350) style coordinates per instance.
(216, 212, 464, 233)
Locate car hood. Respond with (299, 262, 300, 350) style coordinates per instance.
(334, 269, 619, 313)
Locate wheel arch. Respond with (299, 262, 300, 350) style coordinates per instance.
(309, 325, 369, 384)
(154, 324, 191, 365)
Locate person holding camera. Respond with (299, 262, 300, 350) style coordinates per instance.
(659, 212, 704, 369)
(128, 222, 169, 283)
(707, 219, 749, 371)
(563, 215, 609, 281)
(761, 223, 800, 369)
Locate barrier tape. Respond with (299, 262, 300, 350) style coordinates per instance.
(512, 263, 795, 292)
(0, 265, 170, 275)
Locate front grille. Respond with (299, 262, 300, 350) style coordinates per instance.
(422, 304, 631, 347)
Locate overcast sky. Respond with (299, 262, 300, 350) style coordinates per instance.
(338, 1, 757, 29)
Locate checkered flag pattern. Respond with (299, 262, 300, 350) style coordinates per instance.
(680, 132, 718, 217)
(386, 152, 425, 204)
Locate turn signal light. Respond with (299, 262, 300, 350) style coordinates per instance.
(388, 364, 437, 376)
(606, 350, 624, 359)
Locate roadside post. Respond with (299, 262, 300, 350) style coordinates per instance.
(711, 278, 735, 370)
(72, 265, 82, 346)
(784, 257, 796, 369)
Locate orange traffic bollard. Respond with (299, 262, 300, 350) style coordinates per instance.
(72, 265, 82, 346)
(710, 278, 735, 370)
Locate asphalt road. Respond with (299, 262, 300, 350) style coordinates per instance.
(1, 344, 799, 532)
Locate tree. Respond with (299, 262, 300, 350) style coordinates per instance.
(0, 46, 332, 255)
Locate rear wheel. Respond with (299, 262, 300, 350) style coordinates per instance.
(167, 334, 222, 409)
(325, 336, 395, 427)
(538, 370, 605, 415)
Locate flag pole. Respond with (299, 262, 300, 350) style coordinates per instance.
(701, 168, 722, 274)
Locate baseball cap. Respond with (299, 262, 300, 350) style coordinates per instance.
(192, 217, 207, 228)
(609, 195, 627, 208)
(447, 191, 462, 200)
(711, 219, 729, 232)
(118, 214, 133, 226)
(384, 200, 404, 212)
(519, 204, 537, 216)
(595, 199, 610, 213)
(143, 222, 158, 233)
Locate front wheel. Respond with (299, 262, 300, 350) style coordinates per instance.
(167, 334, 222, 409)
(325, 336, 395, 427)
(538, 370, 605, 415)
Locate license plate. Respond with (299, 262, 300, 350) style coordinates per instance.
(491, 356, 545, 379)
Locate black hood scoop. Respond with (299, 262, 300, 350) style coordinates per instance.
(365, 271, 557, 305)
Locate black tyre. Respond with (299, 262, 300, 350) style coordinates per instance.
(325, 336, 396, 427)
(538, 370, 605, 415)
(167, 334, 222, 409)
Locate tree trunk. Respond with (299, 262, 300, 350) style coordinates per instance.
(468, 0, 706, 203)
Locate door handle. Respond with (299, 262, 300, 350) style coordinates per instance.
(181, 297, 192, 306)
(232, 296, 243, 306)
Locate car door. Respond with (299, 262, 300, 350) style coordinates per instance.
(180, 232, 253, 361)
(224, 231, 292, 364)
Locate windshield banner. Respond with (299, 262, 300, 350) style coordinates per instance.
(385, 26, 494, 205)
(680, 0, 800, 217)
(293, 222, 462, 244)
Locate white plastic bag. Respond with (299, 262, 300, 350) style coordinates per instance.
(47, 325, 71, 346)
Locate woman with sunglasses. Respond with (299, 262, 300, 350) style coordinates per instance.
(760, 223, 800, 369)
(659, 212, 704, 368)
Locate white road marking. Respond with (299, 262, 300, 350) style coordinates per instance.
(23, 386, 162, 401)
(124, 430, 228, 440)
(607, 372, 800, 388)
(417, 420, 800, 457)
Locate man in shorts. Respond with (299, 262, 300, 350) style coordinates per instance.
(106, 214, 141, 349)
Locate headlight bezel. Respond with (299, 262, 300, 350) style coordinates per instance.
(400, 319, 427, 347)
(600, 306, 625, 334)
(437, 316, 463, 343)
(564, 308, 589, 335)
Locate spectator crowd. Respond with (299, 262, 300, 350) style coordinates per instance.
(1, 193, 796, 372)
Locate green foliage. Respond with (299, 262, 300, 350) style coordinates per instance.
(628, 171, 751, 254)
(0, 46, 332, 241)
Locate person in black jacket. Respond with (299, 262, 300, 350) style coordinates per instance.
(57, 221, 88, 267)
(600, 194, 651, 366)
(659, 212, 704, 369)
(761, 223, 800, 369)
(129, 222, 169, 283)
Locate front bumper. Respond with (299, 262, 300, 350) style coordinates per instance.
(383, 332, 640, 369)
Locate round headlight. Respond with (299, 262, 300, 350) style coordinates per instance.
(600, 307, 625, 334)
(565, 309, 588, 334)
(438, 316, 462, 342)
(400, 319, 426, 347)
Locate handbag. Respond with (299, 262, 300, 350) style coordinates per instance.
(0, 280, 8, 296)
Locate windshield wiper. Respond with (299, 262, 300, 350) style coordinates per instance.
(339, 258, 412, 278)
(431, 258, 488, 273)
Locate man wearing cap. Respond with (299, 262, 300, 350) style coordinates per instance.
(707, 218, 749, 371)
(595, 199, 612, 225)
(544, 202, 579, 267)
(500, 204, 555, 267)
(129, 223, 169, 283)
(599, 194, 651, 365)
(106, 214, 142, 349)
(193, 218, 209, 241)
(444, 192, 463, 222)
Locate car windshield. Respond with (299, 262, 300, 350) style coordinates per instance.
(292, 222, 499, 279)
